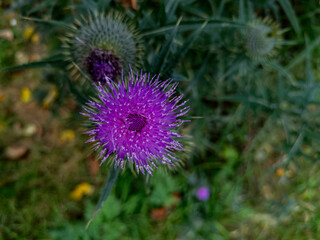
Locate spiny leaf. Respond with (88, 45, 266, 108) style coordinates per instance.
(212, 95, 278, 110)
(2, 54, 65, 72)
(65, 75, 88, 105)
(163, 20, 208, 75)
(21, 16, 74, 31)
(71, 61, 92, 83)
(26, 0, 56, 16)
(86, 166, 120, 229)
(151, 16, 182, 74)
(185, 53, 210, 94)
(141, 18, 244, 37)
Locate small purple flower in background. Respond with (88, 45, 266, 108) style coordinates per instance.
(82, 71, 190, 175)
(196, 187, 210, 201)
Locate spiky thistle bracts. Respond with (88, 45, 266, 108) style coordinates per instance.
(62, 11, 143, 84)
(244, 18, 283, 60)
(82, 71, 190, 175)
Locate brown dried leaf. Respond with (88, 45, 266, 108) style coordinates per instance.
(5, 145, 29, 160)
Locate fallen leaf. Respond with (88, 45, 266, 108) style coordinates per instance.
(87, 154, 99, 176)
(120, 0, 138, 10)
(150, 207, 167, 221)
(5, 145, 29, 160)
(0, 29, 13, 40)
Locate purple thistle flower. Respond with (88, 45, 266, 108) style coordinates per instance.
(85, 49, 121, 84)
(196, 187, 210, 201)
(82, 71, 190, 175)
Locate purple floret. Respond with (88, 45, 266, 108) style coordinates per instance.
(85, 49, 121, 84)
(82, 71, 190, 175)
(196, 187, 210, 201)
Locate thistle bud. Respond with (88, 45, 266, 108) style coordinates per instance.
(62, 12, 143, 84)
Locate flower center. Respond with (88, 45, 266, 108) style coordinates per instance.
(85, 49, 121, 84)
(126, 113, 147, 132)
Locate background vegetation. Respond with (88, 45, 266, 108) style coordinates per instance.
(1, 0, 320, 239)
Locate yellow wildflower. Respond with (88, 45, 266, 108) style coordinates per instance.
(21, 88, 32, 103)
(276, 168, 284, 177)
(31, 34, 40, 44)
(23, 26, 34, 39)
(69, 182, 93, 201)
(60, 130, 75, 143)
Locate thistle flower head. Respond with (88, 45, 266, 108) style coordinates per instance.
(82, 71, 190, 175)
(244, 18, 282, 59)
(62, 12, 143, 84)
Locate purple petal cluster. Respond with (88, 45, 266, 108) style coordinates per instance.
(85, 49, 121, 84)
(196, 187, 210, 201)
(82, 71, 190, 175)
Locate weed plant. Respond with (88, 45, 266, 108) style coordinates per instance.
(1, 0, 320, 239)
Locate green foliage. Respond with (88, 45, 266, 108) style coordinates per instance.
(2, 0, 320, 239)
(50, 196, 125, 240)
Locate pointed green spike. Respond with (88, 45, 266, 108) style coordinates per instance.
(86, 166, 120, 229)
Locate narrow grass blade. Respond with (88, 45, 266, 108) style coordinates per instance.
(287, 36, 320, 70)
(305, 36, 314, 85)
(165, 0, 180, 22)
(86, 166, 120, 229)
(277, 0, 301, 35)
(217, 0, 227, 17)
(265, 60, 297, 87)
(238, 0, 245, 22)
(285, 127, 305, 166)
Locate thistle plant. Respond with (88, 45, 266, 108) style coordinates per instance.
(82, 71, 190, 175)
(62, 11, 143, 84)
(244, 18, 282, 60)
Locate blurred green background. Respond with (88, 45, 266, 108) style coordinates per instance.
(1, 0, 320, 239)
